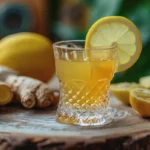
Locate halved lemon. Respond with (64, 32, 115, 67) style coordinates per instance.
(139, 76, 150, 88)
(130, 88, 150, 117)
(110, 82, 141, 105)
(85, 16, 142, 72)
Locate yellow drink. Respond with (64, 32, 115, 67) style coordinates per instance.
(56, 58, 116, 124)
(53, 40, 117, 126)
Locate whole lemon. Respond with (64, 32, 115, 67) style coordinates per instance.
(0, 32, 55, 82)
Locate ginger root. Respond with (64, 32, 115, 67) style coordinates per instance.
(0, 66, 55, 108)
(0, 81, 13, 106)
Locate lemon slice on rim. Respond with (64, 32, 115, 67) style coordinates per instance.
(130, 88, 150, 116)
(85, 16, 142, 72)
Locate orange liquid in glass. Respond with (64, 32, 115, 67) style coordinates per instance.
(56, 58, 116, 124)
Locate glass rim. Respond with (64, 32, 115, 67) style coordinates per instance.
(53, 40, 117, 51)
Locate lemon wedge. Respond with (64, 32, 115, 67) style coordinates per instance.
(85, 16, 142, 72)
(110, 82, 141, 104)
(139, 76, 150, 88)
(130, 88, 150, 117)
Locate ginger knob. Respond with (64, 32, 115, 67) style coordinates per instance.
(0, 66, 55, 108)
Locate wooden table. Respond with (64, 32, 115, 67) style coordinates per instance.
(0, 77, 150, 150)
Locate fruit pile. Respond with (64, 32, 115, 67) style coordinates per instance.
(110, 76, 150, 117)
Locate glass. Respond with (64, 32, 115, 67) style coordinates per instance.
(53, 40, 126, 127)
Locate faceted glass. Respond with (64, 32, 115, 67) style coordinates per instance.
(53, 40, 117, 126)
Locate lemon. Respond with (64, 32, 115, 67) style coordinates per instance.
(139, 76, 150, 88)
(85, 16, 142, 72)
(110, 82, 141, 104)
(0, 32, 55, 82)
(130, 88, 150, 117)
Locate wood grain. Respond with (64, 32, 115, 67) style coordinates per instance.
(0, 76, 149, 150)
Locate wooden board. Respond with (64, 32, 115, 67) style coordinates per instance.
(0, 77, 150, 150)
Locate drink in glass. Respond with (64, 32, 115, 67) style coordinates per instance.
(53, 40, 117, 126)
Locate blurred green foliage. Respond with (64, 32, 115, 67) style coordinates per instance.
(52, 0, 150, 83)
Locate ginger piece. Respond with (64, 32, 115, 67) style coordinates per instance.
(0, 66, 55, 108)
(35, 83, 54, 108)
(5, 75, 37, 108)
(6, 75, 53, 108)
(0, 81, 13, 106)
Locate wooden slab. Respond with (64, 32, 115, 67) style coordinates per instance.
(0, 99, 149, 137)
(0, 77, 149, 149)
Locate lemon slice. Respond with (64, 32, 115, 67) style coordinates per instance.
(130, 88, 150, 116)
(139, 76, 150, 88)
(85, 16, 142, 72)
(110, 82, 141, 104)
